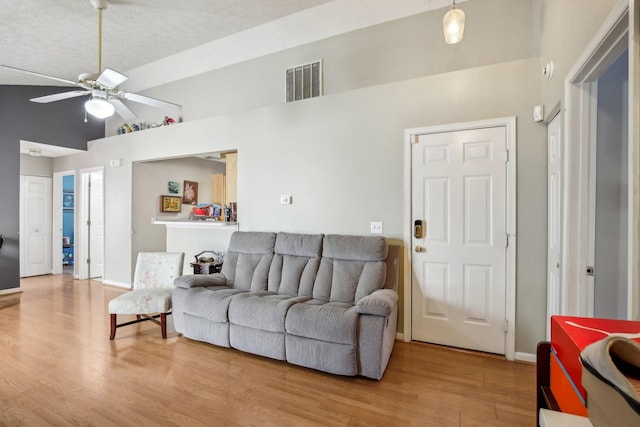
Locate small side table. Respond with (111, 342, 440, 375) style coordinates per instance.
(190, 262, 222, 275)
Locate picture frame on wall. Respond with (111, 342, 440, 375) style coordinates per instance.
(168, 181, 179, 194)
(183, 180, 198, 205)
(63, 191, 74, 210)
(160, 195, 182, 212)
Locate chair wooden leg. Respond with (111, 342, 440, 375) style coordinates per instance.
(110, 314, 117, 340)
(161, 313, 167, 339)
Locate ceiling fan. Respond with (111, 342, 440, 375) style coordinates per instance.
(0, 0, 182, 121)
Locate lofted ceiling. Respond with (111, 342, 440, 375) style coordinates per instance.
(0, 0, 333, 86)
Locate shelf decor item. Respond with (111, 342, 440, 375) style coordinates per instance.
(160, 195, 181, 212)
(183, 180, 198, 205)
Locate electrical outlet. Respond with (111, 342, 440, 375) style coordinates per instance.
(280, 195, 292, 205)
(370, 221, 383, 234)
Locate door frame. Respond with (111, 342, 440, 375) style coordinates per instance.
(404, 116, 517, 360)
(561, 0, 638, 319)
(53, 170, 76, 276)
(78, 167, 104, 280)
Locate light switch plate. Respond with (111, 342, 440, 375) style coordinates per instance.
(370, 221, 383, 234)
(280, 195, 292, 204)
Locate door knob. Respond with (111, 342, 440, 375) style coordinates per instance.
(415, 245, 424, 253)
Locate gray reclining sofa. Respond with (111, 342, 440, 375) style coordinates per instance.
(172, 231, 399, 380)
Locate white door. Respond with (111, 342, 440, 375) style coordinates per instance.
(411, 127, 507, 354)
(547, 113, 562, 333)
(20, 175, 52, 277)
(79, 168, 104, 280)
(89, 171, 104, 279)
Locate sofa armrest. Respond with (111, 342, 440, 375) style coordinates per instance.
(356, 289, 398, 316)
(174, 273, 226, 289)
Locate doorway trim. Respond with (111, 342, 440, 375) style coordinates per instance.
(404, 116, 517, 360)
(78, 167, 104, 281)
(561, 0, 638, 319)
(53, 170, 76, 276)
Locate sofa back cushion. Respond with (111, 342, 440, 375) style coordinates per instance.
(269, 232, 323, 296)
(221, 231, 276, 291)
(312, 235, 388, 304)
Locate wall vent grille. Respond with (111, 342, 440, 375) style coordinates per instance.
(286, 60, 322, 102)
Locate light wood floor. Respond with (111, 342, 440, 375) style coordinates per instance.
(1, 275, 536, 426)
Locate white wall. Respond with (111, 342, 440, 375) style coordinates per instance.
(20, 154, 52, 176)
(51, 0, 624, 353)
(539, 0, 619, 111)
(55, 56, 545, 352)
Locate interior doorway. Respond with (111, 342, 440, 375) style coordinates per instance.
(560, 1, 638, 319)
(593, 51, 629, 318)
(53, 171, 76, 276)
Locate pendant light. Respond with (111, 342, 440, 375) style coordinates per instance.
(443, 0, 465, 44)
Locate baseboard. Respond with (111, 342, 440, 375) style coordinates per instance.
(0, 287, 23, 309)
(101, 279, 131, 289)
(395, 332, 404, 341)
(515, 351, 536, 363)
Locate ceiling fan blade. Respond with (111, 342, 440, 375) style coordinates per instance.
(122, 92, 182, 113)
(110, 99, 138, 121)
(30, 90, 91, 103)
(96, 68, 128, 89)
(1, 64, 77, 86)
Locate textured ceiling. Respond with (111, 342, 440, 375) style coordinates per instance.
(0, 0, 332, 86)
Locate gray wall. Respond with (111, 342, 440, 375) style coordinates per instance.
(20, 154, 53, 176)
(0, 86, 103, 291)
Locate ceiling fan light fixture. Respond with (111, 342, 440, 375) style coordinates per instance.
(443, 1, 465, 44)
(85, 97, 114, 119)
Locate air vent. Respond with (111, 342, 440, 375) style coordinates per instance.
(286, 60, 322, 103)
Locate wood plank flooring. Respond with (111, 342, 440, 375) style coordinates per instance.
(0, 275, 536, 426)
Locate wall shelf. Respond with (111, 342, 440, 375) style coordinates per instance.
(152, 218, 238, 230)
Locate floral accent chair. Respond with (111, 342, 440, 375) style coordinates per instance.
(109, 252, 184, 339)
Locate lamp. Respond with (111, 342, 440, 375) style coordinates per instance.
(443, 0, 465, 44)
(85, 91, 115, 119)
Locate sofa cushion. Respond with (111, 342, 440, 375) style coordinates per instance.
(109, 288, 172, 314)
(312, 235, 388, 304)
(229, 292, 309, 332)
(322, 234, 388, 262)
(221, 231, 276, 291)
(268, 232, 323, 296)
(285, 302, 358, 345)
(182, 287, 246, 323)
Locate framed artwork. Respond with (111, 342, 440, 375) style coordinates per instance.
(183, 180, 198, 205)
(168, 181, 179, 194)
(63, 191, 74, 209)
(160, 195, 182, 212)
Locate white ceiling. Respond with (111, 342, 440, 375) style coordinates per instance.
(0, 0, 332, 86)
(1, 0, 454, 89)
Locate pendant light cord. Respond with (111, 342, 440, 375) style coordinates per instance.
(98, 8, 103, 74)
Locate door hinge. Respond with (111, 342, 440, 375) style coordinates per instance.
(505, 149, 510, 163)
(87, 259, 91, 264)
(504, 320, 508, 333)
(505, 234, 509, 248)
(410, 134, 419, 144)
